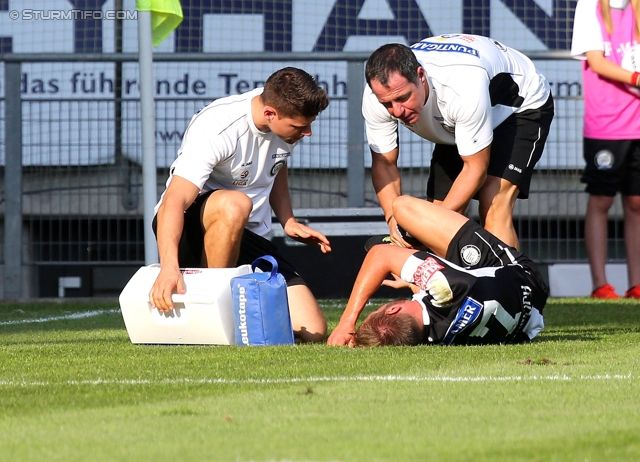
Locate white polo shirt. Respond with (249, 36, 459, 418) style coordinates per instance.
(363, 34, 551, 156)
(155, 88, 295, 237)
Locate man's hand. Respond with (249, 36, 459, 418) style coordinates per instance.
(327, 322, 356, 346)
(149, 265, 187, 312)
(283, 220, 332, 253)
(381, 273, 419, 293)
(388, 216, 414, 248)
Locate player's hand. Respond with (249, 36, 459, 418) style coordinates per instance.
(426, 271, 453, 306)
(283, 220, 332, 253)
(388, 216, 413, 248)
(327, 323, 356, 346)
(381, 273, 410, 289)
(149, 265, 186, 312)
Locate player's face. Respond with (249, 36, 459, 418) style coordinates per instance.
(370, 70, 427, 126)
(271, 114, 316, 144)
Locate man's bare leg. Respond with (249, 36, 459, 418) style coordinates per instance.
(478, 176, 520, 249)
(201, 190, 253, 267)
(392, 195, 468, 258)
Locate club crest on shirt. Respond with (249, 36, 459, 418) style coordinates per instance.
(413, 257, 445, 289)
(441, 123, 455, 134)
(460, 245, 481, 266)
(271, 160, 286, 176)
(594, 150, 614, 170)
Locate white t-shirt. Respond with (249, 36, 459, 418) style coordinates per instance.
(363, 34, 551, 156)
(155, 88, 296, 237)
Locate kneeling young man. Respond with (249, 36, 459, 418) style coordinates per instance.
(150, 67, 331, 343)
(327, 197, 549, 347)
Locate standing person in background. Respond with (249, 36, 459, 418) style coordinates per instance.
(363, 34, 554, 250)
(571, 0, 640, 299)
(149, 67, 332, 341)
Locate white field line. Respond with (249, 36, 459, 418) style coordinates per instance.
(0, 309, 119, 326)
(0, 374, 635, 388)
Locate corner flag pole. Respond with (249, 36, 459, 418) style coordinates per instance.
(137, 10, 159, 265)
(136, 0, 183, 265)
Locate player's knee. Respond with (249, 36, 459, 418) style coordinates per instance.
(392, 195, 416, 222)
(624, 195, 640, 214)
(212, 191, 252, 224)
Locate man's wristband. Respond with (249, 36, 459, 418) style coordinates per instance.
(631, 71, 640, 87)
(386, 215, 394, 224)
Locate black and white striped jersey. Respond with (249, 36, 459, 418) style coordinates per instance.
(400, 222, 549, 345)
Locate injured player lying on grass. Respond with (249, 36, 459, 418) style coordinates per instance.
(327, 196, 549, 347)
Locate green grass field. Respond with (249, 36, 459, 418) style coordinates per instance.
(1, 297, 639, 461)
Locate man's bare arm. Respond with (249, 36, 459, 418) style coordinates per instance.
(371, 147, 413, 247)
(149, 176, 200, 312)
(269, 164, 331, 252)
(327, 245, 416, 345)
(440, 147, 490, 214)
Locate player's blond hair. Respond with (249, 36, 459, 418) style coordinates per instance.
(353, 300, 423, 347)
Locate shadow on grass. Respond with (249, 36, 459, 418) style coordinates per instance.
(538, 325, 640, 343)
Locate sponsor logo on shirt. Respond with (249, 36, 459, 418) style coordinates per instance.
(272, 153, 290, 159)
(594, 150, 615, 170)
(439, 34, 477, 44)
(442, 297, 483, 345)
(411, 41, 480, 58)
(508, 164, 522, 173)
(231, 169, 250, 186)
(180, 269, 202, 274)
(413, 257, 445, 290)
(272, 149, 290, 159)
(521, 285, 532, 313)
(460, 245, 481, 266)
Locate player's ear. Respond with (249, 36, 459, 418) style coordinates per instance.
(385, 304, 403, 316)
(264, 106, 277, 121)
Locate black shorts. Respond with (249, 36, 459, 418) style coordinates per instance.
(427, 93, 554, 201)
(444, 220, 549, 309)
(581, 138, 640, 196)
(152, 190, 306, 286)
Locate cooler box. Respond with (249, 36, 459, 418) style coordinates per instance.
(119, 264, 252, 345)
